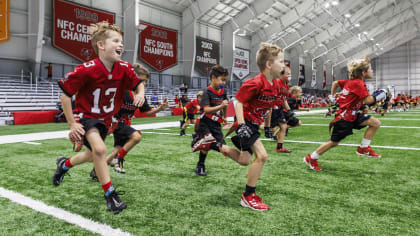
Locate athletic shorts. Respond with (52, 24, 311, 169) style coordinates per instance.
(331, 113, 371, 142)
(287, 116, 300, 127)
(80, 118, 108, 151)
(231, 120, 260, 153)
(197, 117, 226, 145)
(183, 112, 195, 121)
(270, 109, 286, 128)
(113, 122, 137, 147)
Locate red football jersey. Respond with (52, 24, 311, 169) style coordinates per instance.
(59, 59, 142, 120)
(235, 73, 279, 125)
(275, 79, 291, 108)
(336, 79, 370, 122)
(185, 99, 199, 114)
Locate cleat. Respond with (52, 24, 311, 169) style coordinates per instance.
(240, 192, 269, 211)
(90, 168, 98, 181)
(104, 190, 127, 215)
(69, 131, 83, 152)
(52, 156, 69, 186)
(303, 154, 322, 171)
(180, 130, 186, 136)
(110, 157, 118, 167)
(191, 133, 216, 152)
(356, 146, 381, 158)
(195, 165, 206, 176)
(114, 158, 126, 174)
(276, 147, 292, 153)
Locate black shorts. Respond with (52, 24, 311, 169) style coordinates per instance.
(80, 117, 108, 151)
(331, 113, 371, 142)
(113, 122, 137, 147)
(270, 109, 286, 128)
(287, 116, 300, 127)
(183, 112, 195, 121)
(231, 120, 260, 153)
(197, 117, 226, 145)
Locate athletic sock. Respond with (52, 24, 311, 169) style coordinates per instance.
(244, 185, 256, 197)
(277, 143, 283, 149)
(102, 181, 114, 196)
(311, 152, 320, 159)
(62, 158, 73, 170)
(361, 138, 371, 148)
(117, 148, 128, 159)
(198, 152, 207, 166)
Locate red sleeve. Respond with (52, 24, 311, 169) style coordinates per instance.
(58, 64, 88, 97)
(235, 78, 260, 103)
(337, 80, 347, 89)
(352, 80, 370, 99)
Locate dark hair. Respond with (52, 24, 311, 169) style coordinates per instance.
(209, 65, 228, 79)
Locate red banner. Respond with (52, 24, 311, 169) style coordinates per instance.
(53, 0, 115, 62)
(0, 0, 9, 43)
(139, 22, 177, 71)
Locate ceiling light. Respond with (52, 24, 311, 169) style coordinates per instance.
(380, 47, 384, 50)
(249, 19, 254, 23)
(376, 43, 380, 46)
(331, 1, 339, 6)
(354, 23, 360, 27)
(237, 30, 247, 36)
(324, 2, 330, 8)
(370, 38, 374, 41)
(264, 24, 269, 28)
(363, 31, 368, 35)
(344, 13, 351, 18)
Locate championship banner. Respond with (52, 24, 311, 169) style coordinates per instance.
(53, 0, 115, 62)
(139, 22, 177, 71)
(322, 65, 327, 88)
(298, 64, 305, 86)
(195, 37, 220, 76)
(232, 48, 249, 80)
(0, 0, 9, 43)
(311, 69, 317, 88)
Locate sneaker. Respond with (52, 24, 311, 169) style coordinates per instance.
(191, 133, 216, 152)
(114, 158, 126, 174)
(240, 192, 269, 211)
(195, 165, 206, 176)
(303, 154, 322, 171)
(356, 146, 381, 158)
(110, 157, 118, 167)
(104, 190, 127, 215)
(68, 131, 83, 152)
(276, 147, 292, 153)
(90, 168, 98, 181)
(52, 156, 69, 186)
(180, 130, 186, 136)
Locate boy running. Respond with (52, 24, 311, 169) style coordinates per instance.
(180, 92, 202, 136)
(304, 57, 388, 171)
(52, 22, 145, 214)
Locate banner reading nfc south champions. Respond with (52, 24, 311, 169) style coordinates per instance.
(232, 48, 249, 80)
(195, 37, 220, 76)
(53, 0, 115, 62)
(139, 22, 177, 71)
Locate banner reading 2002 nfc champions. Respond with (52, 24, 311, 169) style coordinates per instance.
(195, 37, 220, 76)
(53, 0, 115, 62)
(139, 22, 177, 71)
(232, 48, 249, 80)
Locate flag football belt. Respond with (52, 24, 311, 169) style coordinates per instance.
(205, 114, 225, 123)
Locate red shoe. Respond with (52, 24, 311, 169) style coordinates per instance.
(68, 132, 83, 152)
(191, 133, 216, 152)
(303, 154, 322, 171)
(240, 192, 269, 211)
(276, 147, 291, 153)
(356, 146, 381, 158)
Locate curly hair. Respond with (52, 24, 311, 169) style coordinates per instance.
(88, 21, 123, 54)
(347, 56, 370, 79)
(256, 42, 283, 72)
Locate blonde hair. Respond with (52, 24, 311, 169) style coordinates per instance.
(256, 42, 283, 72)
(197, 91, 203, 97)
(289, 86, 302, 95)
(88, 21, 123, 54)
(133, 63, 150, 80)
(347, 56, 370, 79)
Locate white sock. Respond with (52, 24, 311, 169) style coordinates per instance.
(361, 138, 371, 148)
(311, 152, 320, 159)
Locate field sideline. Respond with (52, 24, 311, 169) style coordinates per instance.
(0, 110, 419, 235)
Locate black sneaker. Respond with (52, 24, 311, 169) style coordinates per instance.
(52, 156, 69, 186)
(90, 168, 98, 181)
(180, 120, 185, 128)
(114, 158, 125, 174)
(195, 165, 206, 176)
(104, 190, 127, 215)
(180, 130, 186, 136)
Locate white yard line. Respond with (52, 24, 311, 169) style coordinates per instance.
(301, 117, 420, 121)
(23, 141, 42, 145)
(0, 187, 131, 236)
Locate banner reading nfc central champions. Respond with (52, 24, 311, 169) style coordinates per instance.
(195, 37, 220, 76)
(0, 0, 9, 43)
(139, 22, 177, 71)
(53, 0, 115, 62)
(232, 48, 249, 80)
